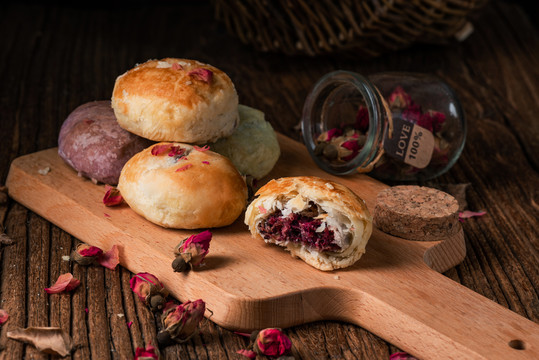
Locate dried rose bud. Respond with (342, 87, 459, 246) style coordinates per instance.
(158, 299, 205, 345)
(388, 86, 412, 109)
(134, 344, 159, 360)
(253, 328, 292, 358)
(340, 140, 360, 161)
(103, 185, 123, 206)
(129, 272, 169, 311)
(172, 230, 212, 272)
(71, 244, 103, 266)
(70, 244, 119, 270)
(188, 68, 213, 84)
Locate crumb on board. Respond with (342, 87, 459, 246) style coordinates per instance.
(38, 166, 51, 175)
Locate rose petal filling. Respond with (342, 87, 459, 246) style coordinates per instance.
(257, 204, 341, 252)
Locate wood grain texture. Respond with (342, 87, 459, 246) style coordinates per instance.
(0, 0, 537, 359)
(5, 135, 539, 359)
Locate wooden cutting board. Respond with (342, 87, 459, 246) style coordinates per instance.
(6, 134, 538, 360)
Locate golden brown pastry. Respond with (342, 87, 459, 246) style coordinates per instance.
(111, 58, 239, 144)
(118, 142, 247, 229)
(245, 176, 372, 271)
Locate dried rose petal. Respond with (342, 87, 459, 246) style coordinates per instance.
(258, 206, 267, 214)
(45, 273, 80, 294)
(174, 230, 212, 268)
(341, 140, 360, 161)
(401, 103, 422, 123)
(159, 299, 205, 343)
(134, 344, 159, 360)
(151, 144, 173, 156)
(127, 321, 133, 329)
(176, 164, 193, 172)
(234, 331, 251, 338)
(171, 63, 183, 70)
(168, 146, 185, 157)
(0, 309, 9, 325)
(194, 145, 210, 152)
(103, 185, 123, 207)
(237, 349, 257, 359)
(355, 106, 369, 132)
(325, 128, 343, 141)
(188, 68, 213, 84)
(390, 352, 419, 360)
(418, 110, 446, 133)
(459, 210, 486, 222)
(254, 328, 292, 357)
(7, 327, 73, 357)
(79, 245, 103, 257)
(202, 161, 210, 165)
(97, 245, 120, 270)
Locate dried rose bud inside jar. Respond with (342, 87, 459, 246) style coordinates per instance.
(301, 71, 466, 181)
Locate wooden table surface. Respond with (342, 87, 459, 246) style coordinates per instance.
(0, 1, 537, 359)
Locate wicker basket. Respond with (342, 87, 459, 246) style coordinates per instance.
(213, 0, 489, 57)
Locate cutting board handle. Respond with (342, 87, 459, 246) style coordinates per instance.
(315, 255, 539, 359)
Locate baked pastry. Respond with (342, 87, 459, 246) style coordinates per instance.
(210, 104, 280, 179)
(111, 58, 239, 144)
(245, 176, 372, 271)
(58, 101, 153, 185)
(118, 142, 247, 229)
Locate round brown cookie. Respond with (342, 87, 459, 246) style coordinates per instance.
(373, 185, 459, 240)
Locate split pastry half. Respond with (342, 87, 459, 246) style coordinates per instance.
(245, 176, 372, 271)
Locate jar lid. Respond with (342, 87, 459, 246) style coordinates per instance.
(373, 185, 460, 240)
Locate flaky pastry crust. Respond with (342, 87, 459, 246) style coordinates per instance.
(119, 142, 247, 229)
(112, 58, 239, 144)
(245, 176, 372, 271)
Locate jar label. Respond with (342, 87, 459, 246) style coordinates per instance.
(383, 118, 434, 169)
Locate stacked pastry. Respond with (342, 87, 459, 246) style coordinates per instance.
(58, 58, 373, 271)
(58, 58, 280, 229)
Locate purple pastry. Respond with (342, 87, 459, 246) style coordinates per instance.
(58, 101, 153, 185)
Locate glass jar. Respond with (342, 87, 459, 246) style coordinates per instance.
(301, 71, 466, 182)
